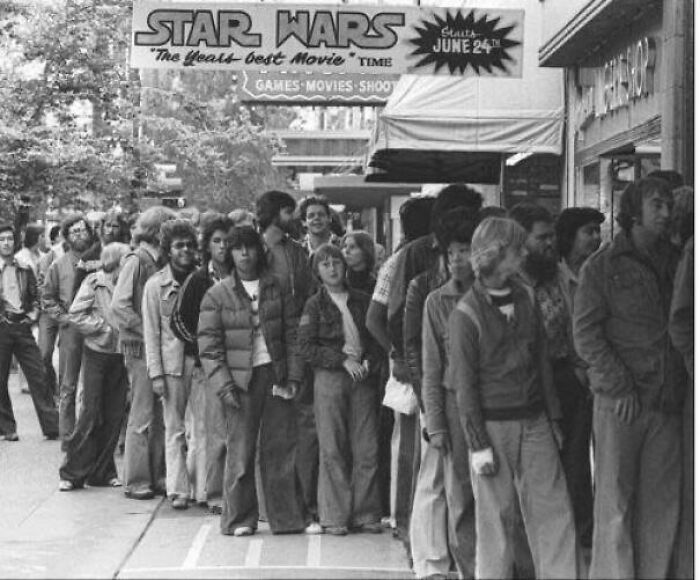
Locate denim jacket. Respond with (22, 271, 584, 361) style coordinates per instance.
(142, 264, 186, 379)
(573, 231, 686, 412)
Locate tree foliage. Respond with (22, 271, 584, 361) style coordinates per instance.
(0, 0, 292, 222)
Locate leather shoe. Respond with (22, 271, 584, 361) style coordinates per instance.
(125, 489, 155, 500)
(0, 432, 19, 442)
(171, 497, 189, 510)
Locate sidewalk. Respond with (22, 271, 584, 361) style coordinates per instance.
(0, 375, 162, 579)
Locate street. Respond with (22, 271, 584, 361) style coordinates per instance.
(0, 374, 412, 579)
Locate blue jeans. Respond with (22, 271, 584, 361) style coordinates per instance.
(314, 368, 381, 528)
(221, 364, 307, 534)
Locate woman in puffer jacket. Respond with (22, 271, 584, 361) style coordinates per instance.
(197, 226, 318, 537)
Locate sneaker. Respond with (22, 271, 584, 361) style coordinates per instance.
(325, 526, 349, 536)
(59, 480, 81, 492)
(304, 522, 323, 535)
(171, 497, 189, 510)
(357, 522, 383, 534)
(0, 432, 19, 442)
(233, 526, 255, 537)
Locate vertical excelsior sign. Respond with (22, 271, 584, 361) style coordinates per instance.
(131, 2, 524, 77)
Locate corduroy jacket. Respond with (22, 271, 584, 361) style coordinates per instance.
(198, 271, 302, 399)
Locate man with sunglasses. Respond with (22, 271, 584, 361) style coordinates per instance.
(143, 220, 201, 510)
(0, 221, 58, 441)
(42, 214, 93, 443)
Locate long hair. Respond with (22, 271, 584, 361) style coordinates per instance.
(341, 230, 376, 273)
(470, 217, 527, 278)
(255, 190, 296, 231)
(616, 177, 672, 233)
(200, 214, 233, 266)
(134, 206, 178, 245)
(229, 226, 266, 278)
(555, 207, 605, 258)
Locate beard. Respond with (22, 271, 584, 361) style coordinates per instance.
(524, 252, 559, 284)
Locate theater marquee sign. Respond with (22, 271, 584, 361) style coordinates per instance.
(131, 2, 524, 77)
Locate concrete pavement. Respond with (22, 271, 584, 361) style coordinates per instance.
(1, 372, 413, 579)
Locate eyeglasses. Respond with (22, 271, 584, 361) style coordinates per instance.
(171, 241, 196, 250)
(68, 226, 89, 237)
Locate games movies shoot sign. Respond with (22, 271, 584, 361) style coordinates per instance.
(131, 2, 524, 77)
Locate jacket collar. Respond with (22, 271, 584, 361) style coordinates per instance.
(158, 264, 179, 288)
(0, 257, 21, 272)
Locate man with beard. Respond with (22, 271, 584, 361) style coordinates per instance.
(143, 220, 202, 510)
(255, 190, 320, 533)
(509, 201, 594, 556)
(42, 214, 93, 442)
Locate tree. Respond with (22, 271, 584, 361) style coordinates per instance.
(0, 0, 293, 222)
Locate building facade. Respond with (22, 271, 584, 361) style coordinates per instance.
(539, 0, 693, 237)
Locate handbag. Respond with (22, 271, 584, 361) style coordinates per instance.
(382, 374, 418, 415)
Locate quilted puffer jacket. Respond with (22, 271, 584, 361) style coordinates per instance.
(197, 271, 302, 398)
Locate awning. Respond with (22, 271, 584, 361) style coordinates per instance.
(366, 0, 564, 182)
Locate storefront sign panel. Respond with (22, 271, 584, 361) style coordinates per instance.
(237, 71, 399, 104)
(131, 2, 524, 77)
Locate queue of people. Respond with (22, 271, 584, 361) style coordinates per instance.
(0, 175, 693, 580)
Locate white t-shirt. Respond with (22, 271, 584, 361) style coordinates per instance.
(328, 291, 363, 362)
(241, 279, 272, 367)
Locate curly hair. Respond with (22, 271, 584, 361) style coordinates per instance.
(616, 177, 673, 233)
(159, 219, 198, 258)
(430, 184, 483, 236)
(399, 196, 435, 242)
(341, 230, 376, 273)
(470, 217, 527, 279)
(555, 207, 605, 259)
(60, 213, 91, 243)
(299, 195, 331, 222)
(255, 190, 297, 231)
(200, 214, 233, 265)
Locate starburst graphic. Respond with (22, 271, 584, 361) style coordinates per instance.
(408, 10, 521, 75)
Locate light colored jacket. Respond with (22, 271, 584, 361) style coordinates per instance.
(67, 270, 119, 353)
(110, 243, 159, 356)
(41, 250, 80, 324)
(142, 264, 185, 379)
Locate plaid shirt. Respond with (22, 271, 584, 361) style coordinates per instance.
(371, 252, 399, 305)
